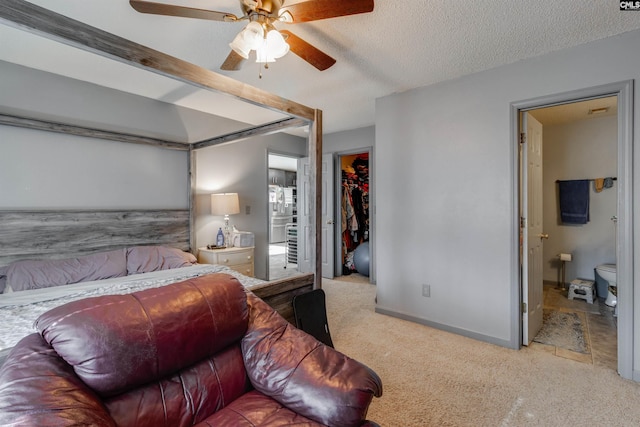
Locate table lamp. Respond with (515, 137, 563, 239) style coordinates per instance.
(211, 192, 240, 246)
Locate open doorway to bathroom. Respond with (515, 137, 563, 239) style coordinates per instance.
(267, 152, 300, 281)
(520, 96, 618, 370)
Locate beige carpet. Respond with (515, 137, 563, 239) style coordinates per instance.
(322, 278, 640, 427)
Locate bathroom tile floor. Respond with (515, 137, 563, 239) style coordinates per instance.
(531, 282, 617, 371)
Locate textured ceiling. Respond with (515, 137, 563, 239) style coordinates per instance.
(1, 1, 640, 138)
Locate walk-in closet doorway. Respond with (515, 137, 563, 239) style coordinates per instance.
(335, 149, 372, 281)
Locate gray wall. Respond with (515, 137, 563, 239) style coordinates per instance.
(0, 62, 190, 211)
(324, 126, 374, 153)
(0, 60, 251, 143)
(375, 29, 640, 359)
(0, 124, 188, 209)
(542, 115, 617, 286)
(194, 134, 307, 280)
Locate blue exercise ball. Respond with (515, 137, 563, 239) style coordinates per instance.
(353, 242, 370, 277)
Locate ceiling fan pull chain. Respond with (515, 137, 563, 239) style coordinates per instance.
(259, 62, 270, 79)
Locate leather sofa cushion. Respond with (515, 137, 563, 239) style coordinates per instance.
(197, 390, 325, 426)
(105, 344, 250, 426)
(35, 273, 248, 397)
(242, 293, 383, 426)
(0, 333, 116, 427)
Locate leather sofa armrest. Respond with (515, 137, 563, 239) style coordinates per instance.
(242, 292, 382, 427)
(0, 334, 115, 427)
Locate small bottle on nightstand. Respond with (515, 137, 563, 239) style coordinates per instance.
(216, 228, 224, 247)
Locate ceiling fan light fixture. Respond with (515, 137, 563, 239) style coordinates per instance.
(255, 28, 289, 64)
(243, 21, 265, 49)
(255, 44, 276, 64)
(131, 0, 376, 73)
(230, 21, 267, 60)
(229, 32, 251, 59)
(266, 29, 289, 59)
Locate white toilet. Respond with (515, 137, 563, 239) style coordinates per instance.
(596, 264, 617, 307)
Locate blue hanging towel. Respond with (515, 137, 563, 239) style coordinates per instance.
(558, 180, 590, 224)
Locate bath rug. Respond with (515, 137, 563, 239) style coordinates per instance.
(533, 309, 590, 354)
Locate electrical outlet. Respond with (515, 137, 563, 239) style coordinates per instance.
(422, 284, 431, 297)
(245, 205, 251, 215)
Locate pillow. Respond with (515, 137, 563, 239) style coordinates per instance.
(126, 246, 196, 275)
(0, 266, 7, 293)
(5, 250, 127, 293)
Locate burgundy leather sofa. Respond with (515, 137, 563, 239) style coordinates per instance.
(0, 273, 382, 426)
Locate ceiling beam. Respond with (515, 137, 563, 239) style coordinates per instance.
(0, 114, 189, 150)
(0, 0, 316, 123)
(192, 117, 308, 150)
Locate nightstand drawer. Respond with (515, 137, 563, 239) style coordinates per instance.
(217, 251, 252, 266)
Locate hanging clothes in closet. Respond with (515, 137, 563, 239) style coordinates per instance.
(341, 154, 369, 274)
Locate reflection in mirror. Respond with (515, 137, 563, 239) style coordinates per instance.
(268, 152, 302, 280)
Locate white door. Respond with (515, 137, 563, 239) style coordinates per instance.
(297, 154, 334, 278)
(522, 112, 545, 345)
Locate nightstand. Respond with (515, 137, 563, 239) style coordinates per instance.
(198, 246, 254, 277)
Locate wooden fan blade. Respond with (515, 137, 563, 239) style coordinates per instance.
(220, 50, 246, 71)
(280, 30, 336, 71)
(281, 0, 374, 23)
(130, 1, 238, 22)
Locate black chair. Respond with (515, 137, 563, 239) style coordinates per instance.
(292, 289, 334, 348)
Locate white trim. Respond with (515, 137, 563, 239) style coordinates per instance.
(616, 80, 634, 380)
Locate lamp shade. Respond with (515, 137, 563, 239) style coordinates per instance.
(211, 193, 240, 216)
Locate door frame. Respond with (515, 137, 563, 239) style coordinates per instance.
(334, 147, 374, 282)
(510, 80, 634, 379)
(297, 153, 334, 278)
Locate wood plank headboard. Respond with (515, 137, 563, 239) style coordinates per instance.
(0, 210, 190, 267)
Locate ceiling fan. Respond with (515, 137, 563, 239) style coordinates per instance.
(130, 0, 375, 72)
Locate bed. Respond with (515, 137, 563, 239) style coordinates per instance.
(0, 245, 313, 365)
(0, 210, 314, 366)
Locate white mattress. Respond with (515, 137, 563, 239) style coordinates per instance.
(0, 264, 264, 359)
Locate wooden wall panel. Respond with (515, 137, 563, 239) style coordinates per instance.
(0, 210, 189, 267)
